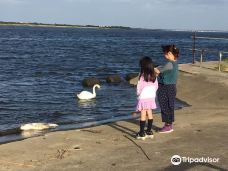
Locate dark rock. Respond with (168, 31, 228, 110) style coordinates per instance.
(82, 77, 100, 87)
(125, 73, 139, 81)
(106, 75, 121, 83)
(129, 76, 139, 86)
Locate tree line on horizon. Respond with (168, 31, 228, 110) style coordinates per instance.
(0, 21, 131, 29)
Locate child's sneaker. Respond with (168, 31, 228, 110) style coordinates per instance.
(145, 130, 154, 139)
(136, 132, 146, 140)
(159, 125, 173, 133)
(170, 124, 173, 130)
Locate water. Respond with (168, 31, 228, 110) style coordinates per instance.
(0, 26, 228, 143)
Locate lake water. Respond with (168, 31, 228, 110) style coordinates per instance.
(0, 26, 228, 143)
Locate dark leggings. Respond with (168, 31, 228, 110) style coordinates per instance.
(157, 84, 176, 124)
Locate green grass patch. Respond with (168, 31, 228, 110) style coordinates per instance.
(222, 57, 228, 62)
(215, 63, 228, 72)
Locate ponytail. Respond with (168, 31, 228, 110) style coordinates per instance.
(162, 44, 179, 59)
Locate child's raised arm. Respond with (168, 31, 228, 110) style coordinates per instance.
(154, 67, 160, 75)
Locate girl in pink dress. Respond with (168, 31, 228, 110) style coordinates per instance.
(136, 56, 158, 140)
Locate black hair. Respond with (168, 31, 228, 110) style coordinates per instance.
(162, 44, 180, 59)
(139, 56, 156, 82)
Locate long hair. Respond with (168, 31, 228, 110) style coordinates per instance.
(139, 56, 156, 82)
(162, 44, 180, 59)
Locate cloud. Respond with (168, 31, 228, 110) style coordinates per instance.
(0, 0, 227, 30)
(1, 0, 27, 2)
(2, 0, 227, 6)
(155, 0, 228, 5)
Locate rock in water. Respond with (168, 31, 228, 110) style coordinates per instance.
(125, 73, 139, 81)
(82, 77, 100, 87)
(106, 75, 121, 83)
(129, 76, 139, 86)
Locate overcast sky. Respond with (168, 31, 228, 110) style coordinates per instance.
(0, 0, 228, 30)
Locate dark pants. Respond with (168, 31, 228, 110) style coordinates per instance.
(157, 84, 176, 124)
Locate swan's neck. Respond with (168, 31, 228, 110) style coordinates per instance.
(93, 86, 97, 95)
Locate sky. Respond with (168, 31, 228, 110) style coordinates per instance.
(0, 0, 228, 30)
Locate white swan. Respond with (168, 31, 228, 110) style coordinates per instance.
(20, 123, 58, 131)
(77, 84, 101, 100)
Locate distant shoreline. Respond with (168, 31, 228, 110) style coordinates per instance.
(0, 21, 132, 29)
(1, 22, 227, 33)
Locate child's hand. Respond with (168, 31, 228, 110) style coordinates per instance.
(154, 68, 160, 75)
(131, 111, 140, 117)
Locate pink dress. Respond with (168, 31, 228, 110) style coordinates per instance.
(136, 76, 158, 111)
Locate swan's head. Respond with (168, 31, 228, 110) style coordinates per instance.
(93, 84, 101, 89)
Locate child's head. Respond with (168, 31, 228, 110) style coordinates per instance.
(139, 56, 156, 82)
(162, 45, 179, 61)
